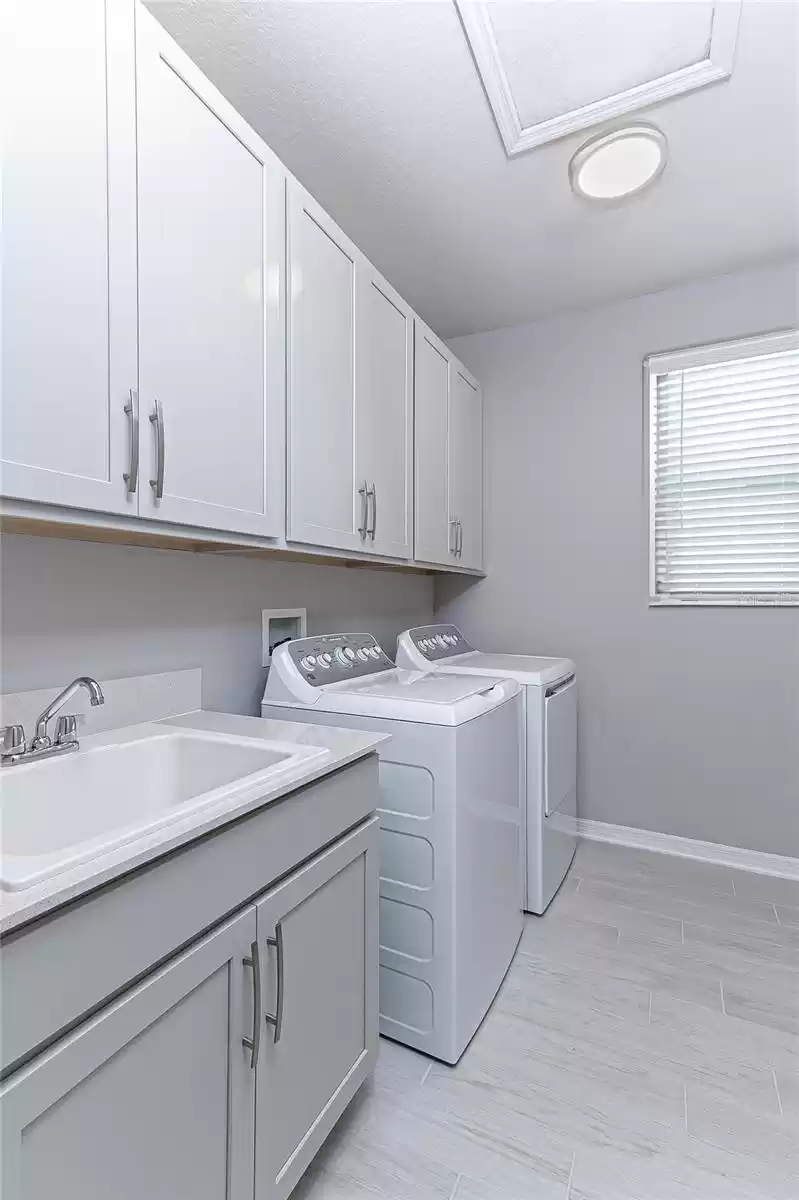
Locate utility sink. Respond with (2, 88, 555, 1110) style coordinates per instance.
(0, 729, 327, 892)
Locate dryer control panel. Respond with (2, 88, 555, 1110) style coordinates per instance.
(283, 632, 395, 687)
(405, 624, 474, 662)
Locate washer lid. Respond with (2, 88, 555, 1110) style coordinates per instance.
(436, 652, 575, 688)
(397, 625, 574, 686)
(312, 669, 520, 726)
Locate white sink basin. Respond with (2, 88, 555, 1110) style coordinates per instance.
(0, 729, 327, 892)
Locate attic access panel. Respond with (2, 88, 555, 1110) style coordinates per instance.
(455, 0, 741, 155)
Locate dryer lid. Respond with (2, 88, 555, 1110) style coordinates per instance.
(438, 652, 575, 687)
(397, 625, 574, 686)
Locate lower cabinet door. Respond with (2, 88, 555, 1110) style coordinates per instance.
(0, 908, 258, 1200)
(255, 816, 379, 1200)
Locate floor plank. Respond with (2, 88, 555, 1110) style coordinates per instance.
(574, 841, 737, 897)
(576, 874, 781, 933)
(569, 1139, 798, 1200)
(686, 1081, 799, 1169)
(729, 869, 799, 907)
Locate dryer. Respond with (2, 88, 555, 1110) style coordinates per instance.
(397, 624, 577, 915)
(262, 631, 523, 1064)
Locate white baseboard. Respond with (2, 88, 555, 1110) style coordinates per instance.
(577, 818, 799, 882)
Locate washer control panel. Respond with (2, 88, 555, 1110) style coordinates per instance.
(284, 632, 394, 687)
(407, 624, 474, 662)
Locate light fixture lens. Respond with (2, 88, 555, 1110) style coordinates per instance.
(570, 125, 667, 202)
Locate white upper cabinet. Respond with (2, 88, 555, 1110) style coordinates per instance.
(136, 8, 284, 537)
(355, 269, 413, 560)
(0, 0, 138, 514)
(287, 184, 412, 559)
(449, 364, 483, 571)
(1, 0, 480, 570)
(414, 323, 452, 566)
(286, 183, 361, 552)
(414, 321, 483, 570)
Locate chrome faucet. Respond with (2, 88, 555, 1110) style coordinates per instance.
(32, 677, 105, 748)
(1, 677, 105, 767)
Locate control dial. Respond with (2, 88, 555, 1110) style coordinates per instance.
(334, 647, 354, 669)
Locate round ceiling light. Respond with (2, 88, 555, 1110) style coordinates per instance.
(569, 124, 667, 203)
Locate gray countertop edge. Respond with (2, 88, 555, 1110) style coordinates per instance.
(0, 710, 388, 938)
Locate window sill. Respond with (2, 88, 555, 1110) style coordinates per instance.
(649, 595, 799, 608)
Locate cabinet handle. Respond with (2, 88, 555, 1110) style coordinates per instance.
(457, 519, 463, 558)
(149, 399, 165, 499)
(242, 939, 262, 1070)
(265, 921, 284, 1043)
(449, 518, 458, 554)
(368, 482, 376, 540)
(357, 481, 368, 538)
(123, 389, 139, 495)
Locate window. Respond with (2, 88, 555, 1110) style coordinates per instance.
(647, 331, 799, 606)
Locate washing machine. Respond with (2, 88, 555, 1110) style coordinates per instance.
(262, 631, 523, 1064)
(397, 624, 577, 915)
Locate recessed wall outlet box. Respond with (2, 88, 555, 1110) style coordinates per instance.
(262, 608, 307, 666)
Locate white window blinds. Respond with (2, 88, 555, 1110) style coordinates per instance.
(647, 332, 799, 605)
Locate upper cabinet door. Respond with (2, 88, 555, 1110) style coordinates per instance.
(286, 182, 362, 552)
(0, 0, 137, 514)
(414, 321, 452, 566)
(355, 268, 413, 560)
(136, 8, 284, 538)
(449, 365, 483, 571)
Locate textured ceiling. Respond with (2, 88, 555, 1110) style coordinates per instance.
(146, 0, 799, 338)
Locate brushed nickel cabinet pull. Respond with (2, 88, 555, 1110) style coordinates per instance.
(149, 399, 165, 499)
(358, 481, 369, 538)
(123, 389, 139, 494)
(368, 482, 376, 540)
(265, 922, 284, 1043)
(242, 939, 262, 1069)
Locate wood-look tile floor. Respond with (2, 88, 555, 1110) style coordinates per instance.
(294, 841, 799, 1199)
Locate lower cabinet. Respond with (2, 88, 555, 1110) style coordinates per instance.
(0, 817, 379, 1200)
(1, 908, 258, 1200)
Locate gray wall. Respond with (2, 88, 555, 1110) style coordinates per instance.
(0, 534, 434, 715)
(438, 260, 799, 857)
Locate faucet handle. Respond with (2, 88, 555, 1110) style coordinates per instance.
(55, 715, 79, 746)
(2, 724, 26, 757)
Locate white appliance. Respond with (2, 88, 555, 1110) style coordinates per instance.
(262, 632, 524, 1064)
(396, 625, 577, 915)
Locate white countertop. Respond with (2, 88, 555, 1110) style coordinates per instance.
(0, 710, 387, 937)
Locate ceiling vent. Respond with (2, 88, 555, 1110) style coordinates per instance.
(455, 0, 741, 156)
